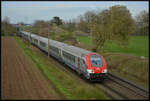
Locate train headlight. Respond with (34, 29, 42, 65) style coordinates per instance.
(87, 69, 94, 73)
(102, 69, 107, 73)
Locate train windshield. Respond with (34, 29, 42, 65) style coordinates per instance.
(90, 55, 102, 67)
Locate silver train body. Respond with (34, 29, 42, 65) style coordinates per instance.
(19, 31, 107, 80)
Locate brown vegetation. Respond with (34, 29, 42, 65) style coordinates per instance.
(103, 52, 149, 88)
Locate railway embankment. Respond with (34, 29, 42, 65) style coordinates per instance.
(103, 53, 149, 89)
(14, 36, 108, 100)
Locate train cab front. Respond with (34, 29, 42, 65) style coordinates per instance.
(85, 53, 108, 81)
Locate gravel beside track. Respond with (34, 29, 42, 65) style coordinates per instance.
(1, 37, 64, 100)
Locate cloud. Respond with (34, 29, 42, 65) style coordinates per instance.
(2, 1, 149, 24)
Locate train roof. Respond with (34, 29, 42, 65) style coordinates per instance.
(21, 31, 93, 57)
(63, 44, 91, 56)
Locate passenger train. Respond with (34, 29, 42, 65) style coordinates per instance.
(19, 31, 107, 81)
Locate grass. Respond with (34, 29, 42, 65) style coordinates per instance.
(15, 37, 108, 100)
(103, 53, 149, 88)
(77, 36, 92, 46)
(77, 36, 149, 57)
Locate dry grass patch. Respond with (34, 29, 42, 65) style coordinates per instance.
(102, 52, 149, 88)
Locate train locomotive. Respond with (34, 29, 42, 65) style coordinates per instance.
(19, 31, 107, 81)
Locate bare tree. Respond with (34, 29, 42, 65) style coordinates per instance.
(3, 16, 10, 24)
(135, 10, 149, 35)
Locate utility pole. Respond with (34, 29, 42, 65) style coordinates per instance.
(25, 17, 31, 44)
(39, 24, 41, 47)
(48, 23, 50, 59)
(19, 24, 21, 36)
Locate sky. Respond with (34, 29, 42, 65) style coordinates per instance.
(2, 1, 149, 24)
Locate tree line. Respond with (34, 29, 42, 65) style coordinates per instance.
(1, 16, 17, 36)
(2, 5, 149, 52)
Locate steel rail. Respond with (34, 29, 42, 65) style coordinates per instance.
(107, 72, 149, 99)
(108, 72, 149, 93)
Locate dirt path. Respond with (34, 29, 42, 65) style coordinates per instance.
(1, 37, 64, 100)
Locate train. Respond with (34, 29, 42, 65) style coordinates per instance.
(18, 31, 107, 81)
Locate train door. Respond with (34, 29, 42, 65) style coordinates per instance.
(80, 59, 87, 74)
(60, 46, 64, 59)
(38, 37, 40, 47)
(60, 46, 65, 62)
(32, 37, 34, 43)
(78, 57, 80, 74)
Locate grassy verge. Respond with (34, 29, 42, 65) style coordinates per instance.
(15, 37, 108, 100)
(103, 53, 149, 88)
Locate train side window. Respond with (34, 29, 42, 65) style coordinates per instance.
(49, 45, 59, 53)
(40, 41, 46, 47)
(63, 51, 75, 63)
(81, 59, 85, 67)
(34, 39, 38, 44)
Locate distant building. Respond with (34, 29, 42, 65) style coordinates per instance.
(24, 24, 32, 26)
(11, 23, 32, 27)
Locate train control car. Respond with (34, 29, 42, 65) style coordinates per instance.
(19, 31, 107, 81)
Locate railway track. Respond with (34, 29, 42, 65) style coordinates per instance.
(39, 47, 149, 99)
(95, 73, 149, 100)
(23, 38, 149, 100)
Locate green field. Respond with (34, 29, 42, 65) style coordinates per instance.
(77, 36, 149, 57)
